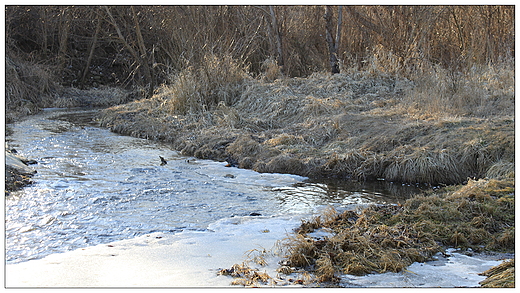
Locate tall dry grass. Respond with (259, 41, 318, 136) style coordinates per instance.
(401, 61, 514, 119)
(158, 54, 248, 115)
(5, 55, 59, 122)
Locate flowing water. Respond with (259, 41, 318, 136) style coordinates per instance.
(5, 108, 423, 265)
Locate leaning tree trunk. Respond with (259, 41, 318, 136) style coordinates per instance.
(131, 6, 154, 98)
(58, 7, 71, 71)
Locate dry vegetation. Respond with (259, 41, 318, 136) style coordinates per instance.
(479, 259, 515, 288)
(221, 178, 514, 287)
(5, 5, 514, 287)
(98, 57, 514, 185)
(5, 55, 137, 123)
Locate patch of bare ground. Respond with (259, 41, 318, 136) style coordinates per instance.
(5, 166, 34, 196)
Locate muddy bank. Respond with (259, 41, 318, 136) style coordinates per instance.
(5, 145, 37, 195)
(97, 71, 514, 185)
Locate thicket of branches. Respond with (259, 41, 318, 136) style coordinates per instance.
(5, 5, 515, 93)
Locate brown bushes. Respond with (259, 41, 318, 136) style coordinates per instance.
(6, 6, 514, 90)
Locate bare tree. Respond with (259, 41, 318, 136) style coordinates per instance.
(57, 7, 71, 70)
(81, 8, 102, 86)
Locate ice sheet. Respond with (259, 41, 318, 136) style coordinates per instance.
(341, 249, 506, 288)
(5, 214, 302, 287)
(5, 212, 509, 288)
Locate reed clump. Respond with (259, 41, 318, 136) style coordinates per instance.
(160, 54, 248, 115)
(279, 178, 514, 284)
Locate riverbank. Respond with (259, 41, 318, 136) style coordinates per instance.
(278, 177, 515, 286)
(6, 64, 514, 287)
(96, 63, 514, 287)
(98, 65, 514, 185)
(5, 145, 37, 196)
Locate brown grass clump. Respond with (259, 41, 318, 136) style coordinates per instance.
(383, 148, 464, 184)
(218, 263, 273, 287)
(479, 259, 515, 288)
(261, 58, 283, 82)
(278, 178, 514, 284)
(159, 54, 248, 115)
(485, 161, 515, 180)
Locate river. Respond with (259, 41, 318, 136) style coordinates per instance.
(5, 108, 430, 286)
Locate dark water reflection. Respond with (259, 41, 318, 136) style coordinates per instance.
(272, 178, 425, 212)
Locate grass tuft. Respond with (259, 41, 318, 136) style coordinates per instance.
(479, 259, 515, 288)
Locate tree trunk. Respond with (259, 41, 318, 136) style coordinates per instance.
(335, 6, 343, 56)
(39, 7, 49, 58)
(269, 6, 284, 74)
(81, 10, 102, 86)
(58, 7, 71, 70)
(324, 6, 340, 74)
(131, 6, 154, 98)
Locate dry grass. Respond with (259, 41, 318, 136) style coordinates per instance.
(53, 86, 134, 108)
(261, 58, 283, 82)
(159, 54, 247, 115)
(5, 56, 59, 122)
(218, 263, 274, 287)
(98, 54, 514, 185)
(6, 55, 138, 122)
(479, 259, 515, 288)
(403, 61, 515, 119)
(278, 178, 514, 284)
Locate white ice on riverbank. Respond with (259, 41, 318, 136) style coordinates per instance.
(341, 248, 506, 288)
(5, 214, 302, 287)
(6, 212, 509, 288)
